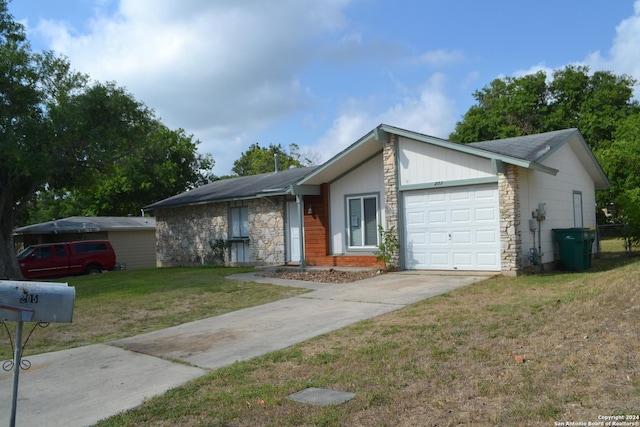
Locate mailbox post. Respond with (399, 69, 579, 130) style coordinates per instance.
(0, 280, 75, 427)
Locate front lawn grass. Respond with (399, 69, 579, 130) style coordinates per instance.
(0, 266, 308, 360)
(96, 257, 640, 426)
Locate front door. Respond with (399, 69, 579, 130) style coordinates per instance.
(287, 201, 301, 264)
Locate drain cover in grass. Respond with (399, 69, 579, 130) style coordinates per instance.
(288, 387, 355, 406)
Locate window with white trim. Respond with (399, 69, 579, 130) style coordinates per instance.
(573, 191, 583, 227)
(347, 195, 379, 248)
(230, 206, 249, 238)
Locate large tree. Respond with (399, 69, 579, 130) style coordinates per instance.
(82, 125, 214, 216)
(24, 124, 214, 221)
(450, 65, 639, 150)
(0, 2, 77, 279)
(597, 113, 640, 239)
(231, 143, 314, 176)
(0, 3, 213, 278)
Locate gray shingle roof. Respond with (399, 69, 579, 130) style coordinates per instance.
(467, 128, 577, 162)
(14, 216, 156, 235)
(145, 166, 318, 210)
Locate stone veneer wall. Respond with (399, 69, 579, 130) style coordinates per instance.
(155, 203, 228, 267)
(382, 133, 400, 267)
(246, 197, 286, 265)
(498, 164, 522, 275)
(155, 196, 287, 267)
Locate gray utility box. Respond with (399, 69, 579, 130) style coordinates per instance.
(0, 280, 75, 323)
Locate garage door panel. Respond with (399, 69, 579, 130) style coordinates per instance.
(475, 207, 497, 222)
(476, 229, 498, 244)
(452, 252, 473, 267)
(427, 192, 447, 203)
(407, 212, 426, 226)
(429, 252, 449, 268)
(405, 191, 426, 203)
(477, 252, 499, 268)
(429, 231, 449, 245)
(474, 188, 497, 200)
(428, 210, 447, 224)
(450, 189, 471, 202)
(451, 208, 470, 223)
(407, 231, 426, 244)
(403, 183, 500, 271)
(451, 230, 471, 244)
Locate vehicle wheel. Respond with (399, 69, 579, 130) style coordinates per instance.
(85, 264, 103, 275)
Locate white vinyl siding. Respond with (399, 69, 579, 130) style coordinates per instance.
(518, 142, 597, 266)
(329, 154, 385, 254)
(398, 137, 494, 186)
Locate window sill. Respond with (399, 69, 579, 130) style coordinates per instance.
(346, 247, 378, 254)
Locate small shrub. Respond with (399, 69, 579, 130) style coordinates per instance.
(376, 225, 400, 271)
(209, 238, 231, 265)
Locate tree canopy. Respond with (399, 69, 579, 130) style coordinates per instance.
(231, 143, 314, 176)
(597, 113, 640, 239)
(24, 123, 214, 223)
(0, 2, 213, 278)
(449, 64, 640, 240)
(449, 65, 639, 151)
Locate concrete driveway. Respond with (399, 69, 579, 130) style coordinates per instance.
(0, 271, 491, 427)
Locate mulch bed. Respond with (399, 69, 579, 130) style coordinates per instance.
(257, 268, 383, 283)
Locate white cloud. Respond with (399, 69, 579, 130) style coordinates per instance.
(416, 49, 465, 68)
(310, 73, 457, 163)
(512, 63, 554, 80)
(311, 112, 370, 162)
(33, 0, 354, 172)
(585, 0, 640, 93)
(382, 73, 456, 137)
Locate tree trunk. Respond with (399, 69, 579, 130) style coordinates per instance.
(0, 191, 25, 280)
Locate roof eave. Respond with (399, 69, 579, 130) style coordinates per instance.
(147, 192, 292, 211)
(573, 132, 611, 190)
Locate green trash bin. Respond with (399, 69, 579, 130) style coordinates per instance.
(553, 228, 593, 271)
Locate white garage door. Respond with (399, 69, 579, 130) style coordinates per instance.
(403, 183, 500, 271)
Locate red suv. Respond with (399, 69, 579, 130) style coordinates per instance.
(17, 240, 117, 279)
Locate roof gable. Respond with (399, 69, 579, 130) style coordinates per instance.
(298, 125, 609, 190)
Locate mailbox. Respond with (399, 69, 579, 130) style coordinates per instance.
(0, 280, 75, 323)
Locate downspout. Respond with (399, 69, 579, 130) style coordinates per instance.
(296, 194, 306, 268)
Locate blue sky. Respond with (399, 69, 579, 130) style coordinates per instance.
(8, 0, 640, 175)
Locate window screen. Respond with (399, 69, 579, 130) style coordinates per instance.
(347, 195, 378, 248)
(230, 206, 249, 238)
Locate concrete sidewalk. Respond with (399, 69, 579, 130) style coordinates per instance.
(0, 271, 490, 427)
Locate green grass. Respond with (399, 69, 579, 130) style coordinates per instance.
(94, 256, 640, 426)
(0, 266, 308, 359)
(598, 236, 640, 254)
